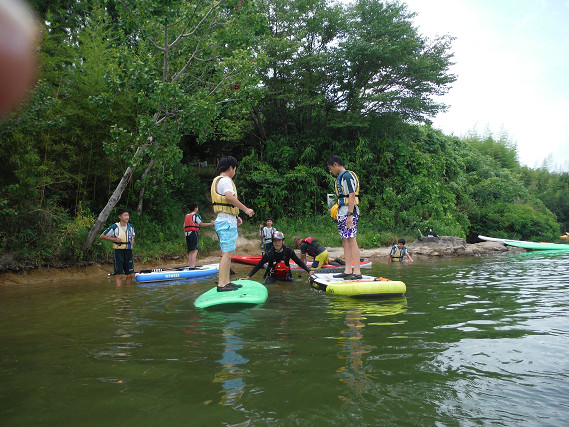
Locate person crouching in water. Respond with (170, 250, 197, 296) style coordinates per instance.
(242, 232, 314, 284)
(293, 236, 329, 270)
(388, 238, 414, 263)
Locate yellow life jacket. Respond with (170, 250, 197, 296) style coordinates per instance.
(335, 170, 360, 206)
(390, 246, 405, 261)
(113, 223, 133, 250)
(211, 175, 239, 216)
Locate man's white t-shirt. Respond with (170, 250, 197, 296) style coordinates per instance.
(215, 176, 238, 226)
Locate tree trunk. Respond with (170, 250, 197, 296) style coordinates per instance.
(250, 106, 267, 142)
(136, 159, 155, 216)
(83, 145, 146, 251)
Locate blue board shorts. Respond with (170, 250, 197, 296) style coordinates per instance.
(215, 220, 238, 253)
(337, 213, 359, 239)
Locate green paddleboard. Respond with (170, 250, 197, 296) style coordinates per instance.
(194, 279, 268, 309)
(504, 241, 569, 251)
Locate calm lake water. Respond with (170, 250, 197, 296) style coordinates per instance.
(1, 252, 569, 426)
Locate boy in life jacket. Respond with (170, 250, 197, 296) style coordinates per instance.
(326, 154, 362, 280)
(258, 217, 276, 254)
(212, 156, 255, 292)
(242, 231, 313, 284)
(100, 208, 136, 286)
(388, 238, 414, 263)
(185, 202, 213, 269)
(293, 236, 330, 269)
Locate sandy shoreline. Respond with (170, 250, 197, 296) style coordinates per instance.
(0, 238, 517, 286)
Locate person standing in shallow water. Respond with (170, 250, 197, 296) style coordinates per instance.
(211, 156, 254, 292)
(184, 202, 213, 269)
(259, 217, 276, 254)
(100, 208, 136, 286)
(326, 154, 362, 280)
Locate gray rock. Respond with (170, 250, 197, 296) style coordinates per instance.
(407, 236, 522, 257)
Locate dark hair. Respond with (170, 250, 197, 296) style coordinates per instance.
(265, 217, 273, 222)
(217, 156, 238, 172)
(398, 238, 406, 245)
(117, 208, 129, 216)
(188, 202, 198, 212)
(326, 154, 343, 166)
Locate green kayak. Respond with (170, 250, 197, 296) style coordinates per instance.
(194, 279, 268, 308)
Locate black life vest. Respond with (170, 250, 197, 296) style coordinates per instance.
(264, 248, 292, 278)
(302, 237, 325, 257)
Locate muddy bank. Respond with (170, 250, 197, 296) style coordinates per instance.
(0, 236, 521, 286)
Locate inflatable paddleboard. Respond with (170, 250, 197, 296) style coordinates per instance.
(232, 255, 372, 269)
(503, 241, 569, 251)
(135, 263, 219, 283)
(194, 279, 268, 309)
(479, 235, 569, 251)
(478, 235, 525, 243)
(310, 273, 406, 297)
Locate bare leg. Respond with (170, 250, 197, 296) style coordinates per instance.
(347, 237, 361, 274)
(188, 250, 198, 268)
(218, 250, 234, 286)
(342, 238, 353, 274)
(124, 273, 134, 285)
(115, 274, 124, 286)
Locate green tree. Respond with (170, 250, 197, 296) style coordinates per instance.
(0, 1, 136, 261)
(337, 0, 455, 123)
(249, 0, 456, 161)
(83, 0, 266, 250)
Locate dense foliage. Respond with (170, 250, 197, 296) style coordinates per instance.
(0, 0, 567, 269)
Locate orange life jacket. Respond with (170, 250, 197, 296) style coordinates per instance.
(184, 213, 199, 234)
(270, 261, 289, 278)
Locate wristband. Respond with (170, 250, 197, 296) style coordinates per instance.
(347, 211, 353, 216)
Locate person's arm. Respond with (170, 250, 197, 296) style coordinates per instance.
(225, 192, 254, 217)
(242, 254, 268, 279)
(406, 252, 414, 263)
(258, 225, 263, 238)
(347, 192, 356, 227)
(290, 249, 313, 274)
(99, 227, 122, 244)
(100, 233, 122, 243)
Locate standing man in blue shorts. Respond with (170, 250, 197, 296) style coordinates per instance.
(100, 208, 136, 286)
(326, 155, 362, 280)
(211, 156, 255, 292)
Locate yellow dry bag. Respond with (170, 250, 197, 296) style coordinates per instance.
(330, 203, 339, 221)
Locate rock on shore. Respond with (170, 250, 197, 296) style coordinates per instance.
(407, 236, 523, 257)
